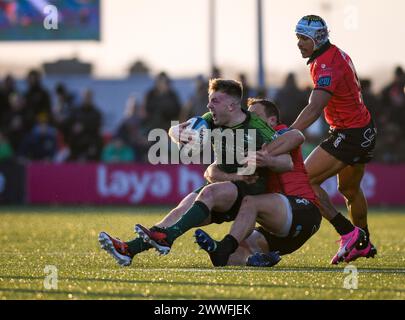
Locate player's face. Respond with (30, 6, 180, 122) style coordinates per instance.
(248, 103, 267, 122)
(207, 91, 234, 125)
(296, 34, 314, 58)
(248, 103, 278, 128)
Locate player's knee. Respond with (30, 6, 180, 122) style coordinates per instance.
(198, 185, 216, 203)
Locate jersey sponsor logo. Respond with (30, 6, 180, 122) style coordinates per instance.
(295, 198, 310, 205)
(361, 127, 376, 148)
(317, 75, 332, 87)
(333, 132, 346, 148)
(333, 136, 342, 148)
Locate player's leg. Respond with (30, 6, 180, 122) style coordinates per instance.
(124, 192, 199, 258)
(99, 191, 200, 264)
(155, 192, 198, 228)
(162, 182, 238, 240)
(305, 146, 346, 221)
(231, 194, 290, 242)
(195, 194, 291, 266)
(338, 164, 377, 261)
(135, 182, 239, 254)
(305, 146, 366, 264)
(337, 164, 368, 228)
(227, 231, 269, 266)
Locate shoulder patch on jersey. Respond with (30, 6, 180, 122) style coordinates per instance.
(317, 76, 331, 87)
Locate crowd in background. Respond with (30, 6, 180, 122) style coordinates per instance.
(0, 66, 404, 164)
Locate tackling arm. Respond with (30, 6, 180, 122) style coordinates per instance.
(204, 162, 258, 184)
(290, 89, 332, 131)
(265, 129, 305, 156)
(250, 151, 293, 173)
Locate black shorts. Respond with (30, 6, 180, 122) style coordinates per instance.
(194, 180, 261, 225)
(320, 119, 377, 165)
(256, 196, 322, 256)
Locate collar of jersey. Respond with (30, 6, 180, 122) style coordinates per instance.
(307, 40, 331, 65)
(274, 123, 288, 131)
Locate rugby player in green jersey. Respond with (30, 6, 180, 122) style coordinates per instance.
(99, 79, 303, 266)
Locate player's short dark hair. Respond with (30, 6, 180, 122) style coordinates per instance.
(208, 78, 243, 101)
(247, 98, 281, 124)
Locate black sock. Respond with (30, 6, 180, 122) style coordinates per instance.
(330, 212, 355, 236)
(126, 237, 152, 257)
(218, 234, 239, 254)
(209, 235, 239, 267)
(363, 225, 370, 241)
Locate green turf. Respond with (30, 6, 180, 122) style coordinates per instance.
(0, 206, 404, 300)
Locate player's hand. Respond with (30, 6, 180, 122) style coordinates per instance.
(242, 151, 269, 168)
(255, 149, 273, 167)
(180, 121, 202, 145)
(169, 121, 191, 144)
(178, 121, 190, 132)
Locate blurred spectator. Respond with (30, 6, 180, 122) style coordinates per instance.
(374, 122, 405, 163)
(238, 73, 251, 109)
(128, 60, 150, 76)
(275, 72, 308, 126)
(143, 72, 181, 132)
(181, 75, 209, 120)
(116, 95, 150, 162)
(53, 82, 75, 137)
(66, 89, 103, 161)
(0, 74, 17, 121)
(211, 66, 222, 79)
(381, 66, 405, 127)
(1, 92, 34, 152)
(360, 79, 379, 121)
(0, 131, 13, 162)
(24, 69, 52, 121)
(18, 114, 58, 161)
(102, 137, 135, 163)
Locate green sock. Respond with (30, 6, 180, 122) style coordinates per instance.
(165, 201, 210, 243)
(126, 237, 152, 256)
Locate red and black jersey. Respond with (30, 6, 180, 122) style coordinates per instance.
(309, 43, 371, 129)
(267, 125, 319, 206)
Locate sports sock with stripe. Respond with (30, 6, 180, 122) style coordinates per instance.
(164, 201, 210, 243)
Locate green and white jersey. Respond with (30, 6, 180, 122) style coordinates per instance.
(202, 110, 278, 194)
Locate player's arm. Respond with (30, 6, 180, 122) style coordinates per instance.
(245, 152, 293, 173)
(265, 129, 305, 156)
(204, 162, 258, 184)
(290, 89, 332, 131)
(257, 153, 293, 172)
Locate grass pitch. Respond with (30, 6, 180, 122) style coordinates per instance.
(0, 206, 404, 300)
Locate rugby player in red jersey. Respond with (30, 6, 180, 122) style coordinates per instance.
(195, 98, 322, 267)
(290, 15, 377, 264)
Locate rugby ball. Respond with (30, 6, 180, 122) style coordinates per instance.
(180, 116, 210, 155)
(188, 116, 209, 132)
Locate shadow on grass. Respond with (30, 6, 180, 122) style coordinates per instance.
(1, 270, 404, 299)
